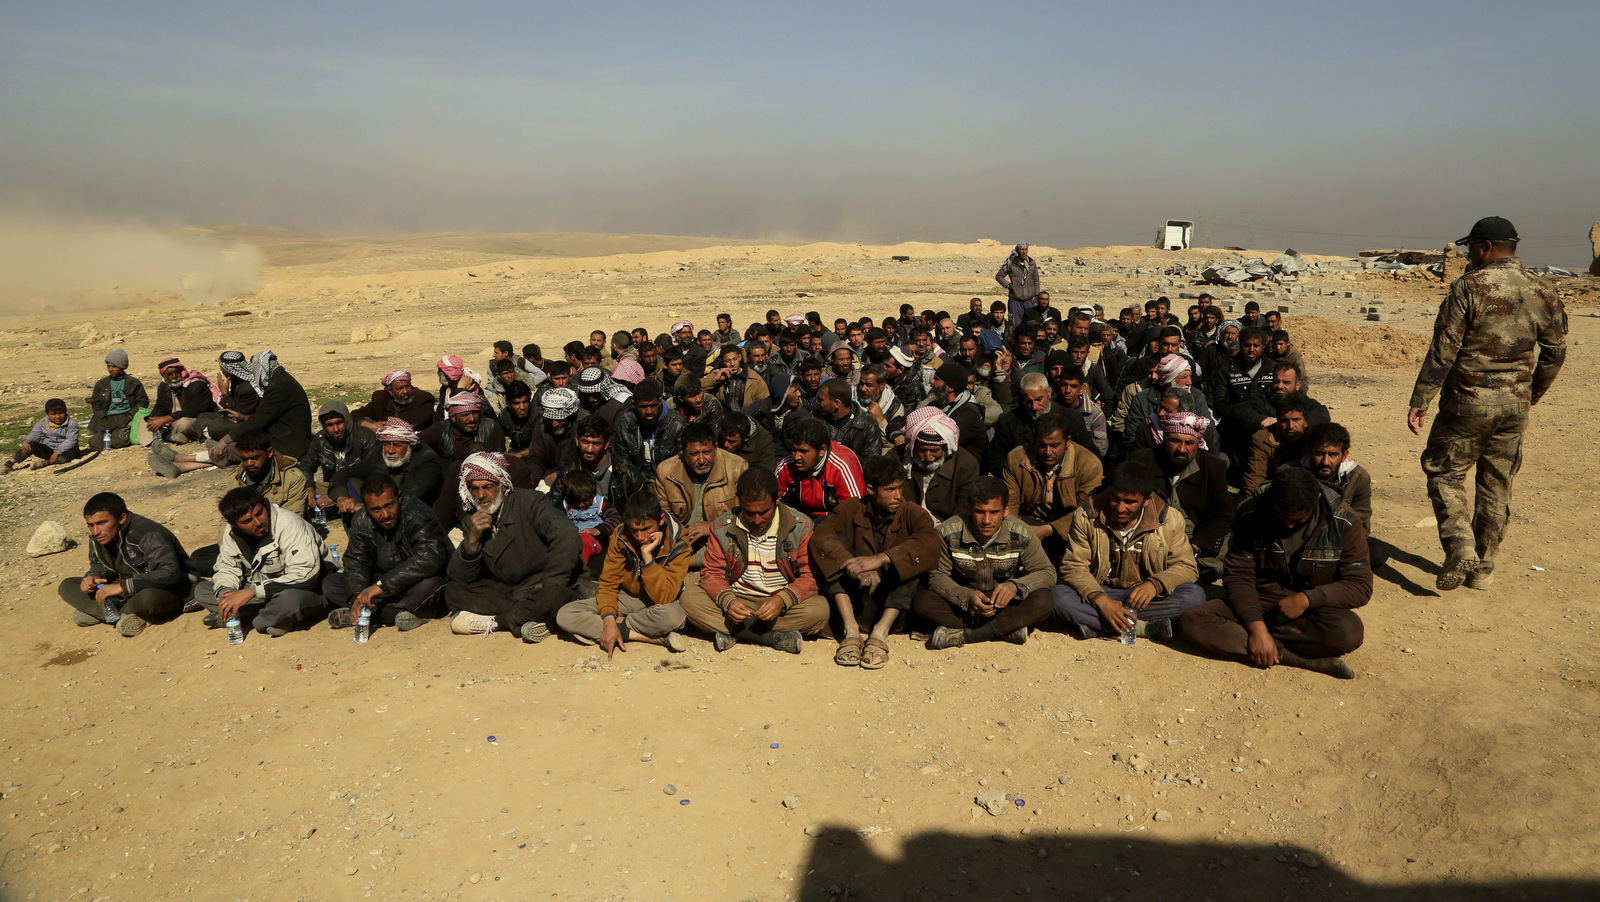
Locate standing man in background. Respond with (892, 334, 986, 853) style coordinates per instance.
(996, 242, 1040, 325)
(1407, 217, 1566, 592)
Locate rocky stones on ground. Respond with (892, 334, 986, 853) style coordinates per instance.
(975, 790, 1009, 816)
(25, 521, 73, 557)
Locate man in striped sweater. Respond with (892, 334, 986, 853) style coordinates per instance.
(680, 468, 829, 654)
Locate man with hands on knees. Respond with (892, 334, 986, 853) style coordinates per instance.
(323, 473, 450, 634)
(196, 487, 330, 637)
(1178, 467, 1370, 678)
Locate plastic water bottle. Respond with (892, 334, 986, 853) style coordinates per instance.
(226, 617, 245, 645)
(102, 596, 122, 625)
(102, 428, 113, 451)
(353, 607, 371, 644)
(328, 544, 340, 566)
(1119, 607, 1137, 646)
(313, 495, 327, 527)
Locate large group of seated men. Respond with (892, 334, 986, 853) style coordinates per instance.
(34, 247, 1382, 679)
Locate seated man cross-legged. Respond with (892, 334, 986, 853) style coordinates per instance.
(195, 487, 330, 638)
(58, 492, 192, 638)
(809, 455, 941, 669)
(914, 476, 1057, 650)
(1052, 462, 1205, 641)
(323, 474, 451, 633)
(444, 452, 582, 642)
(1179, 468, 1370, 679)
(556, 490, 692, 655)
(681, 468, 830, 654)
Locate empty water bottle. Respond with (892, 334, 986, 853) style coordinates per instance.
(353, 607, 371, 644)
(102, 596, 122, 625)
(328, 544, 340, 566)
(102, 428, 113, 450)
(226, 617, 245, 645)
(1119, 607, 1137, 646)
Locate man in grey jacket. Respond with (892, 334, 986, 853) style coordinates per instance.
(323, 474, 450, 633)
(995, 243, 1041, 324)
(195, 487, 330, 637)
(58, 492, 193, 638)
(443, 452, 583, 643)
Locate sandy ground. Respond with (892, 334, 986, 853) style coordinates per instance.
(0, 233, 1596, 902)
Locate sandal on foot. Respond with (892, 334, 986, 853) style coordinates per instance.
(859, 636, 890, 670)
(834, 635, 864, 667)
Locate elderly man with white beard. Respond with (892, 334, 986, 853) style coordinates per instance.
(898, 407, 980, 521)
(442, 452, 583, 643)
(348, 418, 446, 509)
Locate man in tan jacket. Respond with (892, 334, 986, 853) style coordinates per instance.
(1052, 462, 1203, 641)
(653, 423, 747, 556)
(1002, 412, 1102, 562)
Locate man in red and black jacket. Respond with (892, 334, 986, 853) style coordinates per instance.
(774, 417, 864, 520)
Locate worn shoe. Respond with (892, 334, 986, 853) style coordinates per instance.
(394, 611, 428, 632)
(712, 632, 737, 653)
(1003, 627, 1029, 645)
(327, 608, 353, 629)
(1278, 649, 1356, 680)
(147, 450, 180, 479)
(0, 459, 13, 475)
(520, 621, 551, 644)
(116, 612, 148, 637)
(149, 438, 178, 462)
(765, 629, 803, 655)
(662, 631, 688, 653)
(928, 625, 966, 650)
(451, 611, 498, 635)
(1137, 619, 1175, 641)
(265, 627, 288, 638)
(1464, 569, 1495, 591)
(202, 612, 222, 628)
(72, 609, 102, 627)
(1436, 555, 1478, 591)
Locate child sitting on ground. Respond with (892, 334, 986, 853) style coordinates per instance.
(561, 471, 621, 573)
(4, 398, 80, 474)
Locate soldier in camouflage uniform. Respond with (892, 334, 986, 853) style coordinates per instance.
(1408, 217, 1566, 591)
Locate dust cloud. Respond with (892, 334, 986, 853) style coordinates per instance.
(0, 212, 263, 314)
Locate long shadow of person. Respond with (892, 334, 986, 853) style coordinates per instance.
(797, 827, 1597, 901)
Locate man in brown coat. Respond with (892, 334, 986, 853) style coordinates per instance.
(1002, 412, 1103, 561)
(653, 423, 747, 557)
(810, 455, 941, 670)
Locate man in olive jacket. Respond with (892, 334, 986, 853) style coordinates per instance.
(323, 474, 450, 633)
(810, 455, 941, 669)
(443, 452, 582, 643)
(1179, 468, 1370, 679)
(1052, 463, 1204, 641)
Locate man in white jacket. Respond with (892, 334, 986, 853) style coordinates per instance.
(195, 487, 330, 637)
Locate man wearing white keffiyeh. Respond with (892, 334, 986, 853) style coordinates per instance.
(441, 452, 583, 643)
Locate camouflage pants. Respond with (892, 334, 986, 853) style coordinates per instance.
(1420, 402, 1527, 571)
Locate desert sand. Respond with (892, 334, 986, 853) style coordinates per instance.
(0, 232, 1596, 902)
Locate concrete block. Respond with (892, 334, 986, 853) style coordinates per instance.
(1277, 305, 1290, 313)
(1366, 312, 1383, 322)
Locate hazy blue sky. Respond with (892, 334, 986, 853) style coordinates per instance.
(2, 1, 1596, 261)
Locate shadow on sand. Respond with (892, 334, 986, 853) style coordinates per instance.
(796, 827, 1594, 901)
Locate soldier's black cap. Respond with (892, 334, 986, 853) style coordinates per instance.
(1456, 216, 1518, 245)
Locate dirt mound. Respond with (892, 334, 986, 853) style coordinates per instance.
(1286, 314, 1428, 370)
